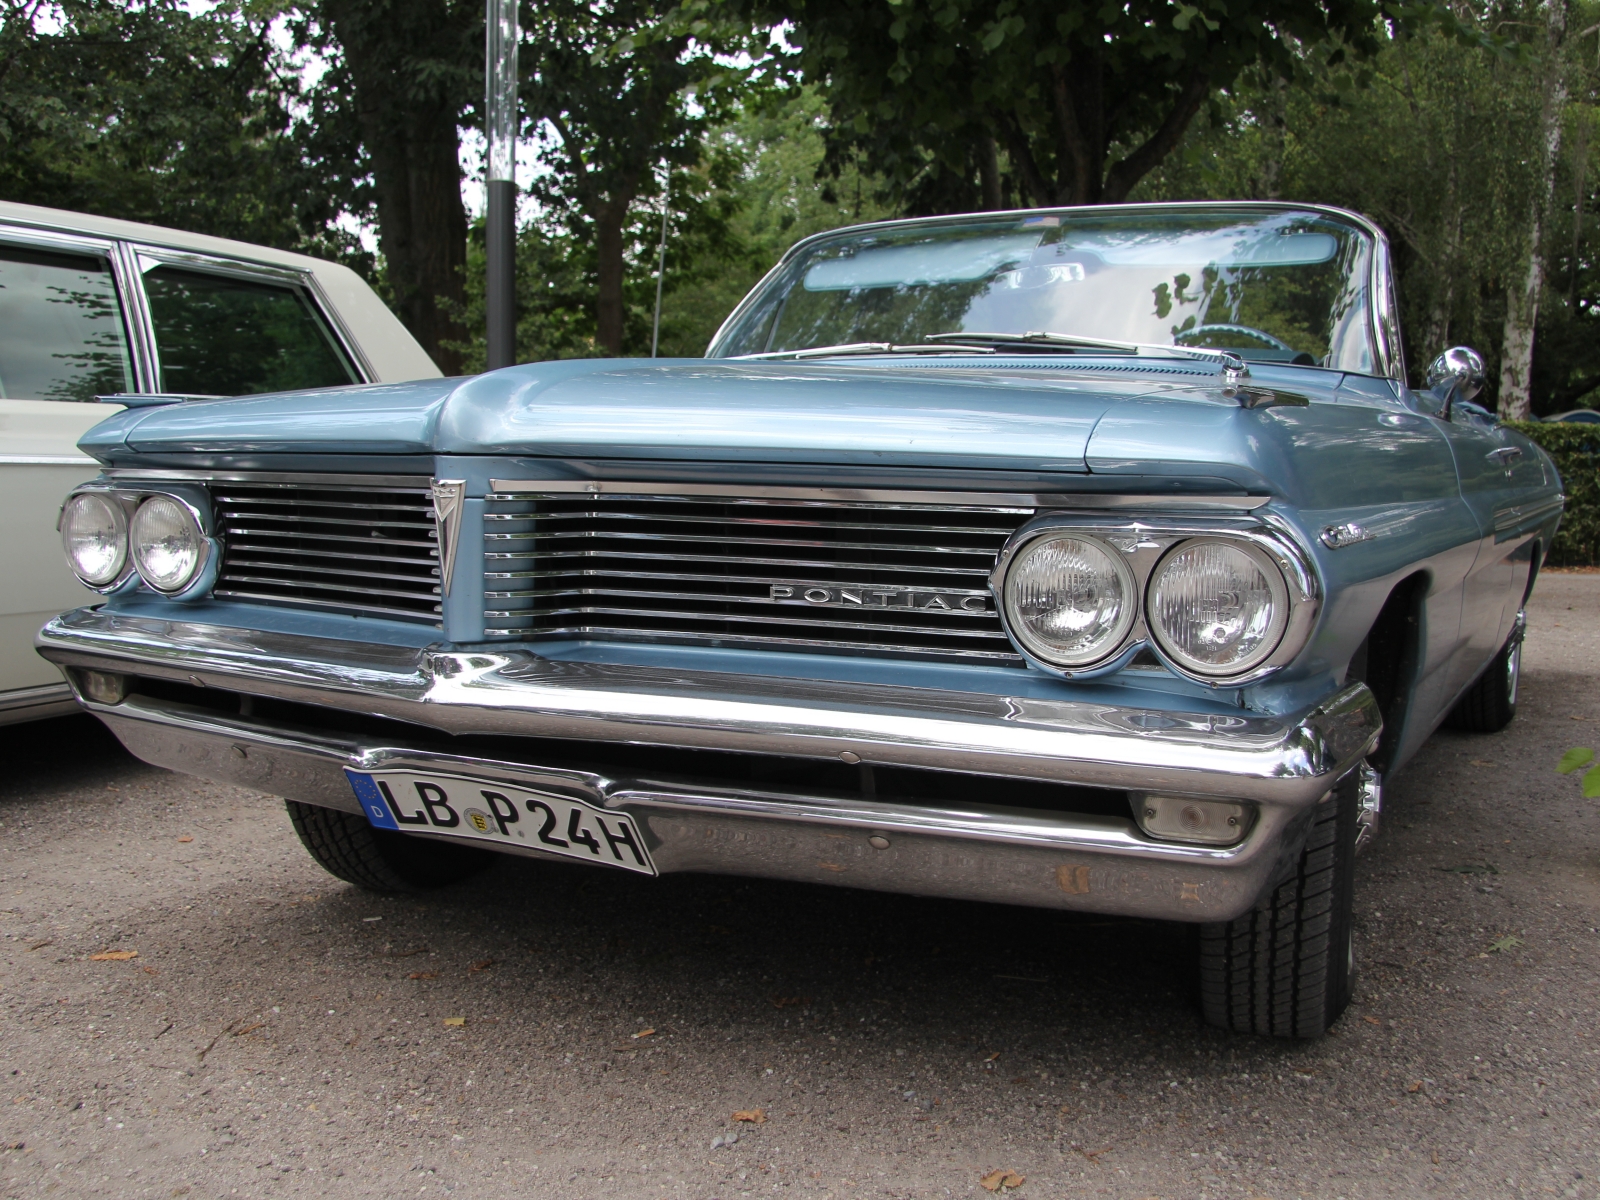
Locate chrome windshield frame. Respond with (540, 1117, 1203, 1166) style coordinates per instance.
(705, 201, 1404, 383)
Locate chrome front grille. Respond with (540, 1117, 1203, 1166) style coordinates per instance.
(482, 488, 1033, 663)
(212, 480, 441, 624)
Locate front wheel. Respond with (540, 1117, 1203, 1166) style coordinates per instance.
(1199, 769, 1358, 1038)
(286, 801, 494, 893)
(1444, 620, 1522, 734)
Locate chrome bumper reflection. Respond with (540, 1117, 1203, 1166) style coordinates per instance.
(37, 609, 1379, 805)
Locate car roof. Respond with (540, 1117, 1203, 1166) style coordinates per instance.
(1546, 409, 1600, 422)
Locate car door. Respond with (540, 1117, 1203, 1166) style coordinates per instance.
(0, 226, 143, 719)
(1432, 398, 1549, 696)
(131, 249, 364, 397)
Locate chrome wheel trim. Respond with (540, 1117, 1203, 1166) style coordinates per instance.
(1506, 638, 1521, 708)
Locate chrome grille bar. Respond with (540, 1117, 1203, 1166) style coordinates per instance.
(213, 481, 441, 625)
(483, 490, 1032, 663)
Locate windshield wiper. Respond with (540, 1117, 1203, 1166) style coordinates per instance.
(731, 341, 996, 361)
(924, 331, 1247, 373)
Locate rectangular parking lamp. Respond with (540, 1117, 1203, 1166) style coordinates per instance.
(485, 0, 518, 371)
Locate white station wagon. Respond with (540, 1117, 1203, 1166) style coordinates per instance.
(0, 202, 439, 724)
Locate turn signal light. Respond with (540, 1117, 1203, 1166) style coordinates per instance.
(1134, 794, 1252, 846)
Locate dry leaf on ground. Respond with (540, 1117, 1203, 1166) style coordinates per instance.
(89, 950, 138, 961)
(408, 971, 438, 980)
(1408, 1081, 1425, 1093)
(176, 836, 193, 843)
(233, 1022, 267, 1037)
(442, 1017, 465, 1027)
(1362, 1015, 1382, 1025)
(732, 1109, 766, 1124)
(468, 958, 496, 973)
(631, 1028, 656, 1039)
(1489, 935, 1524, 953)
(983, 1051, 1001, 1062)
(979, 1169, 1026, 1191)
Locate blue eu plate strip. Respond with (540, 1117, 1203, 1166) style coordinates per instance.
(346, 770, 399, 829)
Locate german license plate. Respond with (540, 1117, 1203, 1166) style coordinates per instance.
(345, 768, 655, 875)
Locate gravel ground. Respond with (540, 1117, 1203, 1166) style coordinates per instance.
(1, 574, 1597, 1200)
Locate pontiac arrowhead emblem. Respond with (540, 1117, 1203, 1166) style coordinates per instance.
(431, 479, 466, 596)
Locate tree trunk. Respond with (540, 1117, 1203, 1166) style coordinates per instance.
(595, 200, 628, 356)
(1499, 0, 1568, 421)
(321, 0, 470, 376)
(977, 132, 1002, 210)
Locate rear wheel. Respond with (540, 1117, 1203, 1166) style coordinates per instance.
(286, 800, 494, 893)
(1199, 769, 1358, 1038)
(1444, 622, 1522, 734)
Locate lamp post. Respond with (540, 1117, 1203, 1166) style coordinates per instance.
(485, 0, 518, 371)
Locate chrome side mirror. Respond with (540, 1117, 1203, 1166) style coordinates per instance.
(1425, 346, 1486, 421)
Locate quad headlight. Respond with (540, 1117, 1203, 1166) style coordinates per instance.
(995, 523, 1309, 682)
(1145, 540, 1289, 676)
(61, 492, 127, 587)
(130, 495, 207, 593)
(1001, 534, 1136, 668)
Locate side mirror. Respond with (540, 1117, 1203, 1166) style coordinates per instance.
(1425, 346, 1486, 422)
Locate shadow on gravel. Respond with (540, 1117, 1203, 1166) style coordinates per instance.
(0, 711, 144, 801)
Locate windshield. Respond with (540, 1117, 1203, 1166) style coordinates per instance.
(710, 208, 1378, 372)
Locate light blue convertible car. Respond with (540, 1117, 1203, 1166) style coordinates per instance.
(38, 203, 1562, 1038)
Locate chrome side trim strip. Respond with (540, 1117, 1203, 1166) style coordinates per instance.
(0, 454, 99, 466)
(103, 469, 432, 488)
(87, 692, 1326, 921)
(38, 609, 1380, 806)
(489, 479, 1268, 510)
(0, 681, 78, 727)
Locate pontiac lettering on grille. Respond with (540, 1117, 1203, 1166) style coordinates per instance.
(767, 584, 991, 613)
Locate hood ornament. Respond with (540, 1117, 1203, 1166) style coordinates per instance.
(431, 479, 466, 596)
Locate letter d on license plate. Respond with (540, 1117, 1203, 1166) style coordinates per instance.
(345, 769, 655, 875)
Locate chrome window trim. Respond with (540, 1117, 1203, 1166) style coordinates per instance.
(130, 245, 371, 387)
(489, 478, 1270, 512)
(704, 200, 1404, 382)
(0, 225, 153, 394)
(989, 513, 1320, 687)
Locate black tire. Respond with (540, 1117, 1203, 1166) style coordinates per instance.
(1444, 624, 1522, 733)
(286, 800, 494, 893)
(1199, 770, 1358, 1038)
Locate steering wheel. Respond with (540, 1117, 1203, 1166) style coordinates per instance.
(1174, 323, 1295, 352)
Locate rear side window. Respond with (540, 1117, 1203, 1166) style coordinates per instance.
(144, 265, 359, 396)
(0, 244, 134, 402)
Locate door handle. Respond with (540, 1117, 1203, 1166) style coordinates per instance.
(1486, 446, 1523, 473)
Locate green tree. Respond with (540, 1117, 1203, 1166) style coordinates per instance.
(677, 0, 1391, 215)
(522, 0, 759, 354)
(0, 0, 350, 258)
(297, 0, 482, 373)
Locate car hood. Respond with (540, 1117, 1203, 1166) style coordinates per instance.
(81, 360, 1420, 505)
(81, 356, 1303, 475)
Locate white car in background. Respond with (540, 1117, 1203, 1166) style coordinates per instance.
(0, 201, 440, 725)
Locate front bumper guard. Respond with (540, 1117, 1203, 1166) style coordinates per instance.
(38, 609, 1380, 922)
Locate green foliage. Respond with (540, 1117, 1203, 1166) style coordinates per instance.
(0, 0, 363, 266)
(1556, 746, 1600, 798)
(1504, 420, 1600, 566)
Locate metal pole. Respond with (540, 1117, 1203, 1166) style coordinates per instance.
(650, 192, 668, 358)
(485, 0, 518, 371)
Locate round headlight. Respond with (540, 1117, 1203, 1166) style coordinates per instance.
(1003, 535, 1136, 668)
(1147, 540, 1289, 676)
(61, 492, 127, 587)
(130, 495, 205, 593)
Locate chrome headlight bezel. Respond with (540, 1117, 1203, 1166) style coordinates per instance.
(998, 532, 1138, 670)
(129, 493, 212, 594)
(59, 491, 129, 589)
(1145, 538, 1293, 678)
(59, 481, 218, 600)
(990, 512, 1319, 686)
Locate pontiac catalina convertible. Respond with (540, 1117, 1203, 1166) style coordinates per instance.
(37, 203, 1562, 1038)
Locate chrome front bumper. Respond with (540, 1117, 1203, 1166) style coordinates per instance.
(38, 609, 1381, 922)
